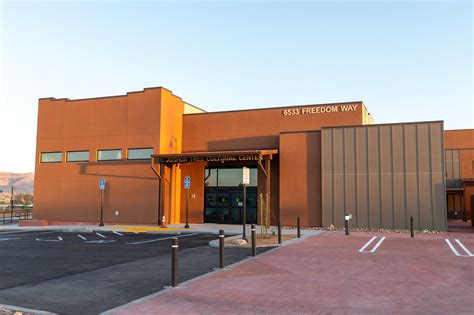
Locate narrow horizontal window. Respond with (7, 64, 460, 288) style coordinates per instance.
(67, 151, 89, 162)
(97, 149, 122, 161)
(41, 152, 63, 163)
(127, 148, 154, 160)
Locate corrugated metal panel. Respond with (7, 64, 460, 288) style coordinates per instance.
(392, 125, 407, 229)
(368, 127, 381, 228)
(321, 129, 333, 227)
(321, 121, 447, 231)
(333, 129, 345, 226)
(431, 124, 447, 230)
(404, 124, 419, 230)
(344, 128, 357, 228)
(356, 127, 369, 228)
(380, 125, 393, 229)
(417, 124, 431, 229)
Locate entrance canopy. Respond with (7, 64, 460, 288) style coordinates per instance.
(151, 149, 278, 178)
(150, 149, 278, 226)
(151, 149, 277, 164)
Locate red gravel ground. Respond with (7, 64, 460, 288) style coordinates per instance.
(111, 226, 474, 315)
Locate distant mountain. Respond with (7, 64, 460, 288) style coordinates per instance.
(0, 172, 34, 193)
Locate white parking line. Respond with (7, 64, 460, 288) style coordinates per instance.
(370, 237, 386, 253)
(78, 235, 87, 240)
(445, 239, 473, 257)
(35, 236, 63, 242)
(96, 233, 106, 238)
(455, 239, 474, 256)
(358, 236, 385, 253)
(113, 231, 123, 236)
(126, 233, 199, 245)
(0, 231, 57, 237)
(358, 236, 377, 252)
(445, 239, 461, 256)
(0, 237, 21, 241)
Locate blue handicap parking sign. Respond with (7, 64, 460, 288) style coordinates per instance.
(184, 176, 191, 189)
(100, 177, 105, 190)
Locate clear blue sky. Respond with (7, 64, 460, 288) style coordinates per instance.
(0, 0, 472, 173)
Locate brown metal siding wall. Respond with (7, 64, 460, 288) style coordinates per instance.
(322, 122, 447, 231)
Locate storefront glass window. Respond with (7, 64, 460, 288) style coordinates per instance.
(205, 168, 218, 187)
(41, 152, 63, 163)
(204, 167, 257, 187)
(127, 148, 153, 160)
(67, 151, 89, 162)
(98, 149, 122, 161)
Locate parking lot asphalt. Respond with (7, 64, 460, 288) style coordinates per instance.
(0, 230, 269, 314)
(110, 230, 474, 315)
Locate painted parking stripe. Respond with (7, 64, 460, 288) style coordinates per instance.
(370, 237, 385, 252)
(445, 239, 461, 256)
(96, 233, 106, 238)
(35, 236, 63, 242)
(0, 231, 58, 237)
(358, 236, 385, 253)
(455, 239, 474, 256)
(113, 231, 123, 236)
(358, 236, 377, 252)
(445, 239, 473, 257)
(78, 235, 87, 240)
(127, 233, 199, 245)
(0, 237, 21, 241)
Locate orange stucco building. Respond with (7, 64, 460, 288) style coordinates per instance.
(444, 129, 474, 222)
(33, 86, 473, 230)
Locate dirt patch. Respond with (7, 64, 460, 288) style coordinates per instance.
(224, 234, 297, 247)
(0, 306, 38, 315)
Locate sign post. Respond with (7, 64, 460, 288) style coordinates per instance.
(184, 176, 191, 229)
(344, 212, 351, 236)
(242, 167, 250, 240)
(99, 177, 105, 227)
(10, 186, 14, 223)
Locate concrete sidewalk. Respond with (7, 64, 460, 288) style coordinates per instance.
(106, 230, 474, 315)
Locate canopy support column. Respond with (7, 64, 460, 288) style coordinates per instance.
(265, 158, 271, 225)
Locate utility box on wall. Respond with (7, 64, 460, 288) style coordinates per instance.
(321, 121, 447, 231)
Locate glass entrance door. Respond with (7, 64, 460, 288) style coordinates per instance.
(203, 166, 258, 224)
(204, 187, 257, 224)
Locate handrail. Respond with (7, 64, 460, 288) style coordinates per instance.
(1, 207, 33, 225)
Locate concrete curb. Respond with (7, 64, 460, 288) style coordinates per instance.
(0, 226, 189, 235)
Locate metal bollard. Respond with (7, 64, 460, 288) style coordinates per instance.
(251, 224, 256, 257)
(297, 216, 301, 238)
(219, 229, 225, 269)
(277, 220, 282, 244)
(344, 213, 350, 236)
(410, 216, 414, 238)
(171, 238, 178, 287)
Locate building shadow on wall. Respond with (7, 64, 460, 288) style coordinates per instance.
(78, 160, 157, 180)
(206, 136, 279, 151)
